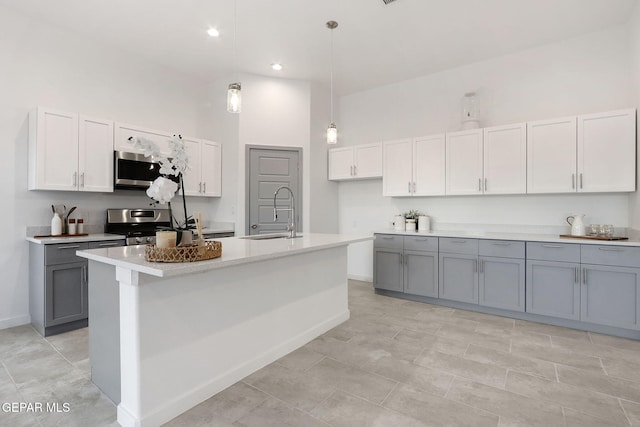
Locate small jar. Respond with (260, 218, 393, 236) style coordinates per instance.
(77, 219, 84, 234)
(68, 218, 77, 235)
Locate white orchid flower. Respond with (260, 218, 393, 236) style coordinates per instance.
(146, 177, 178, 204)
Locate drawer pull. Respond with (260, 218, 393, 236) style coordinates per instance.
(491, 242, 512, 246)
(598, 247, 624, 252)
(450, 240, 468, 244)
(382, 236, 394, 240)
(98, 242, 121, 247)
(541, 244, 564, 249)
(57, 245, 80, 250)
(414, 238, 430, 242)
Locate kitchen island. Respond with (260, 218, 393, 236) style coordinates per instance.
(76, 233, 370, 427)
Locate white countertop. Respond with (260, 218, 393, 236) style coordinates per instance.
(26, 233, 126, 245)
(375, 229, 640, 247)
(76, 233, 372, 278)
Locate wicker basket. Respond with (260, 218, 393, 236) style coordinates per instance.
(145, 240, 222, 263)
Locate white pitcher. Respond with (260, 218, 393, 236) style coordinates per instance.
(393, 215, 405, 231)
(566, 214, 586, 236)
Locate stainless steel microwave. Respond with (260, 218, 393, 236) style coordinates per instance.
(114, 151, 176, 190)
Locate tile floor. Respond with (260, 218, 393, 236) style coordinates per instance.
(2, 280, 640, 426)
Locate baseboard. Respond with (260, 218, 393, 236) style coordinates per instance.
(348, 274, 372, 282)
(123, 310, 350, 427)
(0, 314, 31, 331)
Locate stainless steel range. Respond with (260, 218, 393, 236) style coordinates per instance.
(105, 208, 172, 245)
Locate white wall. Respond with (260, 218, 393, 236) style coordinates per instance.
(628, 3, 640, 229)
(234, 74, 312, 235)
(337, 25, 637, 280)
(0, 6, 219, 328)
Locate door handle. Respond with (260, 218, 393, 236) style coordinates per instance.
(574, 266, 578, 283)
(80, 172, 85, 188)
(478, 178, 481, 192)
(450, 239, 467, 244)
(479, 260, 483, 273)
(484, 178, 487, 192)
(203, 182, 206, 193)
(583, 268, 587, 284)
(73, 172, 77, 187)
(57, 245, 80, 250)
(97, 242, 121, 247)
(474, 260, 478, 273)
(491, 242, 511, 246)
(199, 182, 202, 193)
(412, 182, 416, 193)
(572, 173, 575, 189)
(408, 182, 411, 193)
(541, 244, 564, 248)
(400, 254, 403, 264)
(251, 224, 258, 229)
(580, 173, 583, 189)
(598, 247, 624, 252)
(354, 165, 357, 176)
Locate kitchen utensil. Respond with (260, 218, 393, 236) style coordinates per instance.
(67, 206, 77, 218)
(566, 214, 586, 236)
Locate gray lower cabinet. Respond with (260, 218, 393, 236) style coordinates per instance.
(580, 244, 640, 330)
(374, 234, 438, 296)
(438, 238, 478, 303)
(404, 250, 438, 297)
(29, 239, 125, 336)
(478, 240, 526, 312)
(525, 241, 581, 320)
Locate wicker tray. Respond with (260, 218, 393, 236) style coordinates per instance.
(145, 241, 222, 262)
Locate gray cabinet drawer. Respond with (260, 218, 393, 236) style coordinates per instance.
(439, 237, 478, 255)
(526, 242, 580, 263)
(404, 236, 438, 252)
(45, 242, 89, 265)
(88, 240, 125, 249)
(374, 234, 403, 250)
(479, 240, 525, 259)
(581, 245, 640, 268)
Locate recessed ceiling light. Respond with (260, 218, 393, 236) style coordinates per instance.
(271, 63, 283, 71)
(207, 28, 220, 37)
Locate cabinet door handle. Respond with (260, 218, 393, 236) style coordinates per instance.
(541, 244, 564, 248)
(57, 245, 80, 250)
(408, 182, 411, 193)
(484, 178, 487, 192)
(583, 268, 587, 284)
(598, 247, 624, 252)
(203, 182, 206, 193)
(415, 238, 430, 241)
(450, 239, 468, 244)
(354, 165, 357, 176)
(478, 178, 481, 192)
(80, 172, 85, 188)
(491, 242, 511, 246)
(474, 260, 478, 272)
(399, 254, 403, 264)
(412, 182, 416, 193)
(199, 182, 202, 193)
(97, 242, 121, 247)
(82, 264, 88, 285)
(479, 260, 483, 273)
(572, 173, 575, 189)
(73, 172, 77, 187)
(580, 173, 583, 189)
(574, 266, 578, 283)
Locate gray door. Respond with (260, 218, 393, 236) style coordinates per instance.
(404, 250, 438, 297)
(526, 260, 580, 320)
(373, 248, 403, 292)
(439, 253, 478, 303)
(479, 256, 525, 312)
(247, 147, 301, 235)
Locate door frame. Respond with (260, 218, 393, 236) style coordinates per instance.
(245, 145, 303, 235)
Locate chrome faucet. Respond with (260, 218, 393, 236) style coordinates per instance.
(273, 186, 297, 238)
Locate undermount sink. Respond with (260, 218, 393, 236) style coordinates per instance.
(240, 234, 303, 240)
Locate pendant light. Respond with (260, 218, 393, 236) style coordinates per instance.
(227, 0, 241, 113)
(326, 20, 338, 144)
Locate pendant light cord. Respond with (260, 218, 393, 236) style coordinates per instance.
(330, 26, 334, 122)
(233, 0, 238, 82)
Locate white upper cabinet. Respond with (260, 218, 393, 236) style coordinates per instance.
(182, 137, 222, 197)
(383, 136, 445, 197)
(328, 147, 354, 180)
(383, 138, 413, 196)
(114, 123, 172, 156)
(29, 107, 113, 192)
(413, 134, 446, 196)
(446, 129, 484, 195)
(483, 123, 527, 195)
(527, 116, 577, 194)
(78, 115, 114, 192)
(328, 143, 382, 181)
(577, 109, 636, 193)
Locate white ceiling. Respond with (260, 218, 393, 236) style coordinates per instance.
(2, 0, 637, 95)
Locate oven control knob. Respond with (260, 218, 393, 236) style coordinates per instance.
(146, 237, 154, 243)
(135, 237, 143, 244)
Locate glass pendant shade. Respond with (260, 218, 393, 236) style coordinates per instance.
(327, 123, 338, 144)
(227, 83, 242, 113)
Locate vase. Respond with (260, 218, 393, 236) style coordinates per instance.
(405, 219, 417, 231)
(51, 213, 62, 236)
